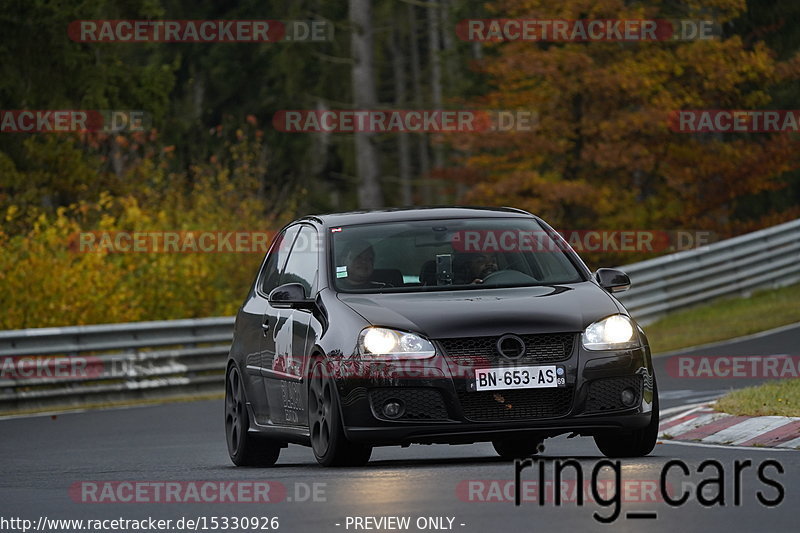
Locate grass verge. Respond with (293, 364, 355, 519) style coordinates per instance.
(643, 282, 800, 354)
(715, 380, 800, 417)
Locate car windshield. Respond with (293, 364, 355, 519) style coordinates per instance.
(330, 218, 584, 293)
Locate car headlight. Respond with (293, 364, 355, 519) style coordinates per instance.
(582, 315, 639, 351)
(358, 327, 436, 359)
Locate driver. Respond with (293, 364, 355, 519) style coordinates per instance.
(338, 241, 383, 289)
(454, 252, 499, 284)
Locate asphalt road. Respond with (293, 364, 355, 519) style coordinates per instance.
(653, 322, 800, 409)
(1, 324, 798, 533)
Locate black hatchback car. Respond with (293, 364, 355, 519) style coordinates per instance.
(225, 207, 658, 466)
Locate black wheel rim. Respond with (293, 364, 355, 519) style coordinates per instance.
(225, 368, 244, 456)
(309, 362, 332, 456)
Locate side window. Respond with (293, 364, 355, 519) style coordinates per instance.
(260, 225, 300, 295)
(279, 225, 319, 296)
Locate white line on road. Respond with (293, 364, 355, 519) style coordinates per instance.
(659, 402, 712, 419)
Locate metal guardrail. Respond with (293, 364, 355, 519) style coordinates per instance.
(616, 218, 800, 324)
(1, 218, 798, 414)
(0, 317, 234, 414)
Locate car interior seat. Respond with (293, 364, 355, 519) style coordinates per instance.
(372, 268, 404, 287)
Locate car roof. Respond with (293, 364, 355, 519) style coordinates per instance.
(297, 206, 535, 227)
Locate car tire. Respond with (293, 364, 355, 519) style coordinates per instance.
(308, 358, 372, 467)
(225, 365, 282, 466)
(593, 378, 659, 458)
(492, 436, 545, 459)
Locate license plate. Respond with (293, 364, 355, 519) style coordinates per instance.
(473, 365, 565, 391)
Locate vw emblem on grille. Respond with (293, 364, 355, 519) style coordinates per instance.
(496, 334, 526, 360)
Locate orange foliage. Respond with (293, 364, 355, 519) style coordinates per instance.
(449, 0, 800, 242)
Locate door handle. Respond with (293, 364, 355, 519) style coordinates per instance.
(261, 319, 270, 335)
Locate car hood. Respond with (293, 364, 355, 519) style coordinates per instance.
(336, 282, 621, 339)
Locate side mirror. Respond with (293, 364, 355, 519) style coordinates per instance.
(595, 268, 631, 293)
(268, 283, 315, 309)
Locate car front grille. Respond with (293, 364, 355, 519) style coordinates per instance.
(437, 333, 576, 367)
(456, 387, 574, 421)
(584, 375, 643, 413)
(369, 388, 450, 421)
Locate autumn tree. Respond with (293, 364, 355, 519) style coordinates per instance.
(450, 0, 800, 238)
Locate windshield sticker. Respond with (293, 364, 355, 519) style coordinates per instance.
(336, 265, 348, 278)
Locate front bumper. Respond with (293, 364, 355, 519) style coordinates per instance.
(331, 341, 655, 446)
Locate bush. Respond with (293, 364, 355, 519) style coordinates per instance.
(0, 126, 294, 330)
